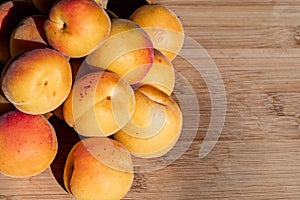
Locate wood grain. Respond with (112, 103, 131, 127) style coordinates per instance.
(1, 0, 300, 199)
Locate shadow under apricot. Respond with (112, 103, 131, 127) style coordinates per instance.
(106, 0, 150, 19)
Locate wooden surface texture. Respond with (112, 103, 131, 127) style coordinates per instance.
(2, 0, 300, 199)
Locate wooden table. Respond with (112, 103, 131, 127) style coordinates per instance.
(2, 0, 300, 199)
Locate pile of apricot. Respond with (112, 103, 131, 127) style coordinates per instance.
(0, 0, 185, 199)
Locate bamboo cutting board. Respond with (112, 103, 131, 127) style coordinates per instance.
(1, 0, 300, 199)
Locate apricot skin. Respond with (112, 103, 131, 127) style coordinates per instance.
(0, 110, 58, 177)
(1, 48, 72, 115)
(86, 19, 154, 85)
(63, 71, 135, 137)
(64, 137, 134, 200)
(10, 15, 49, 57)
(130, 4, 184, 61)
(114, 85, 182, 158)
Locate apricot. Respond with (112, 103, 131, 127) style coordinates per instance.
(0, 0, 39, 64)
(130, 4, 184, 61)
(0, 110, 58, 177)
(63, 71, 135, 137)
(139, 48, 175, 95)
(1, 48, 72, 114)
(64, 137, 134, 200)
(114, 84, 182, 158)
(10, 15, 49, 57)
(86, 19, 154, 85)
(32, 0, 102, 15)
(44, 0, 111, 58)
